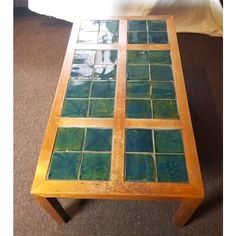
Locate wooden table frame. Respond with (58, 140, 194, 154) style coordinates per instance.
(31, 16, 204, 226)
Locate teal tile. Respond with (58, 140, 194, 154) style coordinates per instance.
(84, 128, 112, 151)
(73, 50, 96, 64)
(98, 32, 119, 44)
(95, 50, 117, 64)
(80, 153, 111, 180)
(150, 65, 173, 81)
(126, 129, 153, 152)
(128, 32, 147, 44)
(61, 99, 88, 117)
(94, 65, 117, 80)
(78, 32, 98, 43)
(149, 32, 168, 44)
(48, 152, 82, 180)
(89, 99, 114, 117)
(54, 128, 84, 151)
(153, 100, 179, 119)
(80, 20, 99, 31)
(156, 154, 188, 182)
(128, 20, 147, 31)
(126, 154, 155, 181)
(91, 81, 115, 98)
(152, 82, 175, 99)
(126, 100, 152, 118)
(148, 20, 167, 31)
(100, 20, 119, 32)
(127, 51, 148, 64)
(127, 82, 150, 98)
(70, 65, 93, 79)
(148, 51, 172, 64)
(154, 129, 184, 153)
(127, 65, 149, 80)
(66, 80, 91, 98)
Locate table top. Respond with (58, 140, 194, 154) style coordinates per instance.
(31, 16, 204, 201)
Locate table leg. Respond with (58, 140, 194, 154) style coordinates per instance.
(174, 198, 203, 226)
(34, 196, 69, 224)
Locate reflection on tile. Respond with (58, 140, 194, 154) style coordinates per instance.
(126, 129, 153, 152)
(154, 129, 184, 153)
(127, 65, 149, 80)
(95, 50, 117, 64)
(128, 20, 147, 31)
(100, 20, 119, 32)
(80, 20, 99, 31)
(126, 100, 152, 118)
(91, 81, 115, 98)
(148, 51, 172, 64)
(128, 32, 147, 44)
(89, 99, 114, 117)
(94, 65, 117, 80)
(152, 82, 175, 99)
(84, 128, 112, 151)
(150, 65, 173, 81)
(98, 32, 119, 44)
(62, 99, 88, 117)
(126, 154, 155, 181)
(148, 20, 167, 31)
(77, 32, 98, 43)
(153, 100, 179, 119)
(66, 80, 91, 98)
(156, 154, 188, 182)
(127, 51, 148, 64)
(73, 50, 96, 64)
(127, 82, 150, 98)
(149, 32, 168, 44)
(48, 152, 82, 180)
(70, 65, 93, 79)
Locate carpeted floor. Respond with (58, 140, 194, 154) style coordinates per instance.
(14, 9, 223, 236)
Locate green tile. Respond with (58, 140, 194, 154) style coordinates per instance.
(127, 65, 149, 80)
(148, 20, 167, 31)
(73, 50, 96, 64)
(149, 32, 168, 44)
(125, 154, 155, 181)
(80, 20, 99, 31)
(66, 80, 91, 98)
(126, 100, 152, 118)
(127, 82, 150, 98)
(70, 65, 93, 79)
(154, 129, 184, 153)
(61, 99, 88, 117)
(99, 20, 119, 32)
(148, 50, 172, 64)
(128, 32, 147, 44)
(127, 51, 148, 64)
(48, 152, 82, 180)
(89, 99, 114, 117)
(95, 50, 117, 64)
(84, 128, 112, 151)
(150, 65, 173, 81)
(54, 128, 85, 151)
(91, 81, 115, 98)
(156, 154, 188, 182)
(153, 100, 179, 119)
(78, 32, 98, 43)
(126, 129, 153, 152)
(94, 65, 117, 80)
(152, 82, 175, 99)
(98, 32, 119, 44)
(128, 20, 147, 31)
(80, 153, 111, 180)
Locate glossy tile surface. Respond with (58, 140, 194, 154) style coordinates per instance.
(128, 32, 147, 44)
(62, 99, 89, 117)
(148, 51, 172, 64)
(153, 100, 179, 119)
(98, 32, 119, 44)
(127, 82, 150, 98)
(148, 20, 167, 31)
(89, 99, 114, 117)
(95, 50, 118, 64)
(126, 100, 152, 118)
(150, 65, 173, 81)
(152, 82, 175, 99)
(128, 20, 147, 31)
(66, 81, 91, 98)
(149, 32, 168, 44)
(127, 51, 148, 64)
(127, 65, 149, 80)
(94, 65, 117, 80)
(100, 20, 119, 32)
(91, 81, 115, 98)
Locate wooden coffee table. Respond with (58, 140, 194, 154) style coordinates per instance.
(31, 16, 204, 226)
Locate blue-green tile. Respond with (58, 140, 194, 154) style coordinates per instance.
(156, 154, 188, 182)
(128, 32, 147, 44)
(78, 32, 98, 43)
(126, 100, 152, 118)
(91, 81, 115, 98)
(152, 82, 175, 99)
(48, 152, 82, 180)
(148, 50, 172, 64)
(84, 128, 112, 151)
(148, 20, 167, 31)
(94, 65, 117, 80)
(73, 50, 96, 64)
(149, 32, 168, 44)
(98, 32, 119, 44)
(154, 129, 184, 153)
(100, 20, 119, 32)
(126, 154, 155, 181)
(127, 51, 148, 64)
(127, 65, 149, 80)
(80, 20, 99, 31)
(95, 50, 117, 64)
(70, 65, 93, 79)
(66, 80, 91, 98)
(153, 100, 179, 119)
(80, 153, 111, 180)
(126, 129, 153, 152)
(127, 82, 150, 98)
(89, 99, 114, 117)
(128, 20, 147, 31)
(61, 99, 88, 117)
(150, 65, 173, 81)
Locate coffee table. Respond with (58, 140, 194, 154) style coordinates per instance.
(31, 16, 204, 226)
